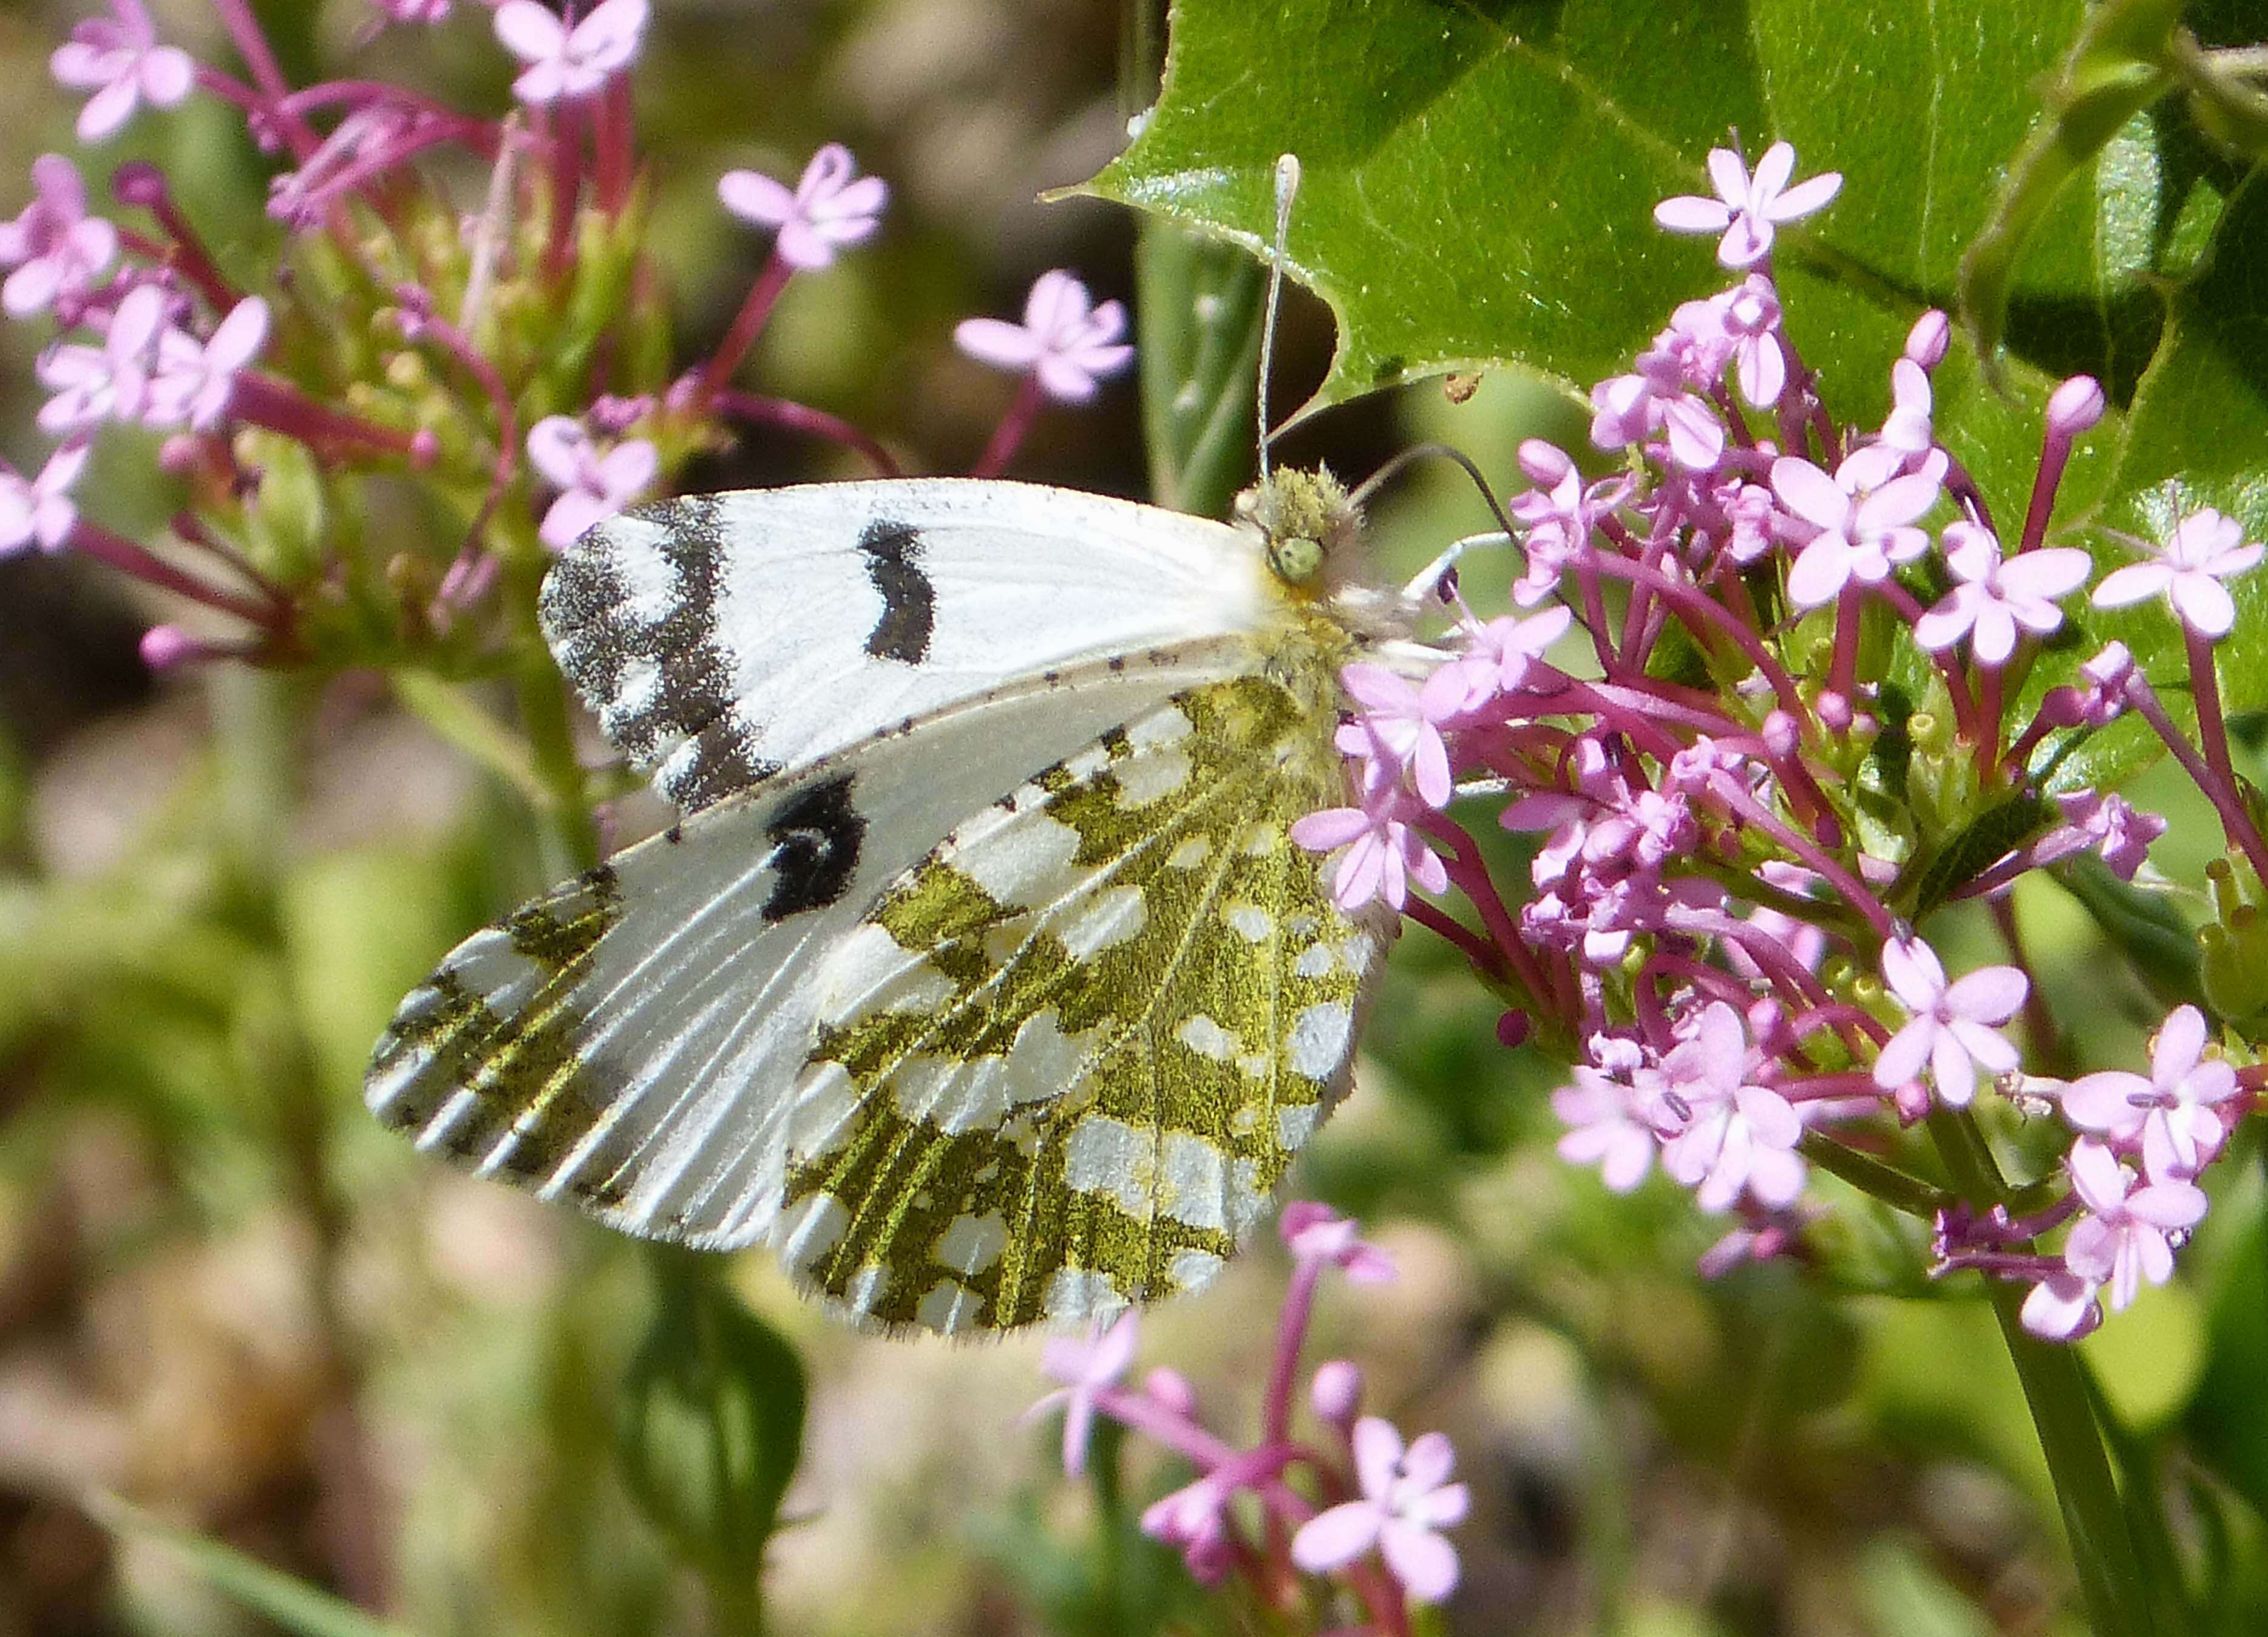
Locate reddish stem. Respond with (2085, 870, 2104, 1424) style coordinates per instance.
(687, 255, 795, 410)
(970, 374, 1047, 479)
(713, 390, 901, 477)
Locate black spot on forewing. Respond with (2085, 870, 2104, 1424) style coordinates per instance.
(856, 520, 935, 665)
(761, 775, 866, 922)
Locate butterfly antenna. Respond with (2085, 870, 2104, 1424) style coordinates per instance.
(1255, 153, 1301, 486)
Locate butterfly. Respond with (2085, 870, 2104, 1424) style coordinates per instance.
(364, 467, 1414, 1333)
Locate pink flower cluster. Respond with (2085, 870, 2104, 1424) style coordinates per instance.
(1031, 1205, 1472, 1613)
(1292, 139, 2263, 1343)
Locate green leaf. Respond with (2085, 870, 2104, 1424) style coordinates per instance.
(2053, 852, 2205, 1011)
(86, 1494, 413, 1637)
(616, 1251, 807, 1589)
(1135, 219, 1264, 521)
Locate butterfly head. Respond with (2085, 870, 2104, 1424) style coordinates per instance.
(1241, 466, 1363, 596)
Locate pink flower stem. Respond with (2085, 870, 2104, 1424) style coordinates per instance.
(1703, 771, 1898, 941)
(1404, 897, 1506, 978)
(1677, 911, 1832, 1010)
(1941, 452, 2000, 542)
(1088, 1386, 1240, 1469)
(540, 101, 582, 283)
(1583, 551, 1807, 719)
(2187, 625, 2241, 794)
(170, 509, 285, 597)
(686, 254, 795, 411)
(713, 390, 901, 476)
(192, 63, 268, 124)
(1414, 809, 1558, 1009)
(2121, 670, 2268, 887)
(1873, 578, 1983, 745)
(1260, 1259, 1323, 1449)
(1575, 679, 1743, 736)
(111, 164, 243, 313)
(1642, 949, 1751, 1010)
(230, 375, 432, 464)
(1828, 584, 1863, 703)
(594, 74, 635, 213)
(277, 83, 496, 145)
(391, 300, 521, 584)
(209, 0, 321, 160)
(67, 520, 287, 629)
(970, 374, 1047, 478)
(2015, 432, 2074, 558)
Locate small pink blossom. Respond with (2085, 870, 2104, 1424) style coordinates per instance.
(1879, 356, 1934, 455)
(50, 0, 194, 143)
(955, 271, 1133, 404)
(1657, 1002, 1807, 1211)
(1589, 349, 1725, 472)
(494, 0, 650, 104)
(36, 282, 169, 433)
(0, 443, 88, 554)
(1872, 937, 2026, 1108)
(1291, 1417, 1469, 1604)
(2021, 1267, 2103, 1341)
(1436, 605, 1571, 710)
(1029, 1310, 1138, 1477)
(527, 414, 658, 548)
(0, 156, 119, 318)
(1279, 1202, 1396, 1283)
(1310, 1360, 1363, 1427)
(1653, 140, 1842, 268)
(1291, 785, 1445, 913)
(1553, 1035, 1672, 1192)
(718, 145, 888, 271)
(1507, 442, 1628, 603)
(1335, 662, 1460, 806)
(2060, 1005, 2242, 1182)
(2034, 791, 2164, 880)
(148, 296, 270, 430)
(1912, 522, 2091, 666)
(1140, 1475, 1235, 1584)
(2061, 1138, 2207, 1315)
(2091, 507, 2263, 641)
(1773, 444, 1941, 608)
(1716, 274, 1785, 406)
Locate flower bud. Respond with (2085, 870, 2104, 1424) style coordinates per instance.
(2046, 375, 2105, 437)
(139, 625, 203, 670)
(1144, 1368, 1198, 1418)
(1310, 1360, 1363, 1428)
(1815, 691, 1853, 733)
(1495, 1009, 1530, 1048)
(1516, 438, 1573, 488)
(1903, 309, 1950, 369)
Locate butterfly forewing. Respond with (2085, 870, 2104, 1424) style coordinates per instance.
(773, 672, 1396, 1334)
(365, 652, 1249, 1249)
(543, 480, 1269, 812)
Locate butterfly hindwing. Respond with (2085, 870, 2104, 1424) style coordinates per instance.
(365, 655, 1248, 1249)
(542, 480, 1268, 812)
(772, 672, 1397, 1334)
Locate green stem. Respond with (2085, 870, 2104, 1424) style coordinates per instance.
(1926, 1108, 2165, 1637)
(391, 668, 554, 815)
(1797, 1132, 1948, 1219)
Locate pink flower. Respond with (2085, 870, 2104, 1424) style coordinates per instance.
(50, 0, 194, 143)
(2034, 791, 2164, 880)
(1279, 1202, 1396, 1282)
(1552, 1035, 1672, 1192)
(2060, 1138, 2207, 1315)
(0, 156, 119, 319)
(148, 296, 270, 430)
(527, 414, 658, 549)
(1716, 274, 1785, 406)
(956, 271, 1133, 404)
(1773, 444, 1941, 608)
(2060, 1004, 2242, 1182)
(1140, 1475, 1235, 1584)
(1589, 349, 1725, 472)
(1335, 662, 1460, 806)
(494, 0, 650, 104)
(718, 145, 888, 271)
(1879, 356, 1934, 455)
(1029, 1310, 1138, 1477)
(2091, 506, 2263, 641)
(1653, 140, 1842, 268)
(36, 283, 169, 433)
(1912, 522, 2091, 666)
(0, 443, 87, 555)
(1436, 605, 1571, 710)
(1291, 786, 1445, 913)
(1657, 1002, 1807, 1211)
(2020, 1267, 2103, 1341)
(1872, 937, 2026, 1108)
(1291, 1417, 1468, 1604)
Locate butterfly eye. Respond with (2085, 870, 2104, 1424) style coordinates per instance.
(1270, 533, 1325, 584)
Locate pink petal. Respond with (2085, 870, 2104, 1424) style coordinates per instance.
(1334, 835, 1387, 910)
(1654, 195, 1731, 234)
(774, 220, 832, 270)
(512, 58, 569, 103)
(2060, 1070, 2150, 1135)
(954, 316, 1041, 370)
(1785, 534, 1854, 608)
(1912, 594, 1974, 653)
(1291, 1502, 1383, 1573)
(3, 260, 62, 318)
(1765, 169, 1842, 222)
(1023, 269, 1087, 339)
(1855, 469, 1943, 533)
(2021, 1271, 2097, 1338)
(1735, 1086, 1801, 1148)
(1769, 457, 1848, 532)
(1717, 216, 1772, 267)
(1400, 1430, 1456, 1492)
(1736, 335, 1784, 404)
(1944, 965, 2026, 1024)
(1035, 355, 1101, 403)
(494, 0, 566, 61)
(1747, 141, 1796, 203)
(77, 75, 140, 143)
(525, 416, 589, 487)
(1705, 148, 1751, 206)
(138, 44, 194, 105)
(1379, 1520, 1460, 1602)
(2090, 560, 2173, 608)
(1598, 1128, 1654, 1191)
(1406, 842, 1448, 898)
(2068, 1142, 2130, 1216)
(717, 169, 795, 226)
(2127, 1180, 2208, 1231)
(1350, 1417, 1403, 1500)
(571, 0, 649, 72)
(594, 439, 657, 502)
(1745, 1145, 1807, 1208)
(540, 488, 612, 549)
(1291, 807, 1371, 852)
(812, 174, 888, 223)
(1929, 1030, 1976, 1106)
(206, 296, 270, 371)
(1999, 546, 2092, 600)
(1880, 938, 1945, 1008)
(2170, 571, 2238, 638)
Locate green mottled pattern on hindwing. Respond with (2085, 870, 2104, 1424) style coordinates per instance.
(369, 865, 637, 1205)
(779, 672, 1385, 1332)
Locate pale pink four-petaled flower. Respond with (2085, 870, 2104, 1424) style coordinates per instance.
(1872, 937, 2027, 1108)
(1912, 522, 2092, 667)
(0, 444, 87, 556)
(1290, 1416, 1469, 1604)
(1657, 1001, 1807, 1212)
(2060, 1004, 2243, 1182)
(50, 0, 194, 143)
(955, 271, 1133, 404)
(1771, 444, 1941, 609)
(1290, 786, 1445, 914)
(2090, 506, 2263, 641)
(1654, 140, 1842, 268)
(1029, 1310, 1138, 1477)
(718, 145, 889, 271)
(1279, 1202, 1397, 1283)
(36, 282, 168, 433)
(149, 296, 270, 431)
(494, 0, 650, 106)
(0, 155, 119, 319)
(1553, 1035, 1673, 1193)
(2022, 1140, 2208, 1339)
(527, 414, 659, 549)
(1334, 662, 1461, 808)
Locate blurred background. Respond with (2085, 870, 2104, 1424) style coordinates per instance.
(0, 3, 2260, 1635)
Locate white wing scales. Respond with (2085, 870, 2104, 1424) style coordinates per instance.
(542, 479, 1270, 811)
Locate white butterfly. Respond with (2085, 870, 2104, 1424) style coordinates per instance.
(365, 466, 1418, 1333)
